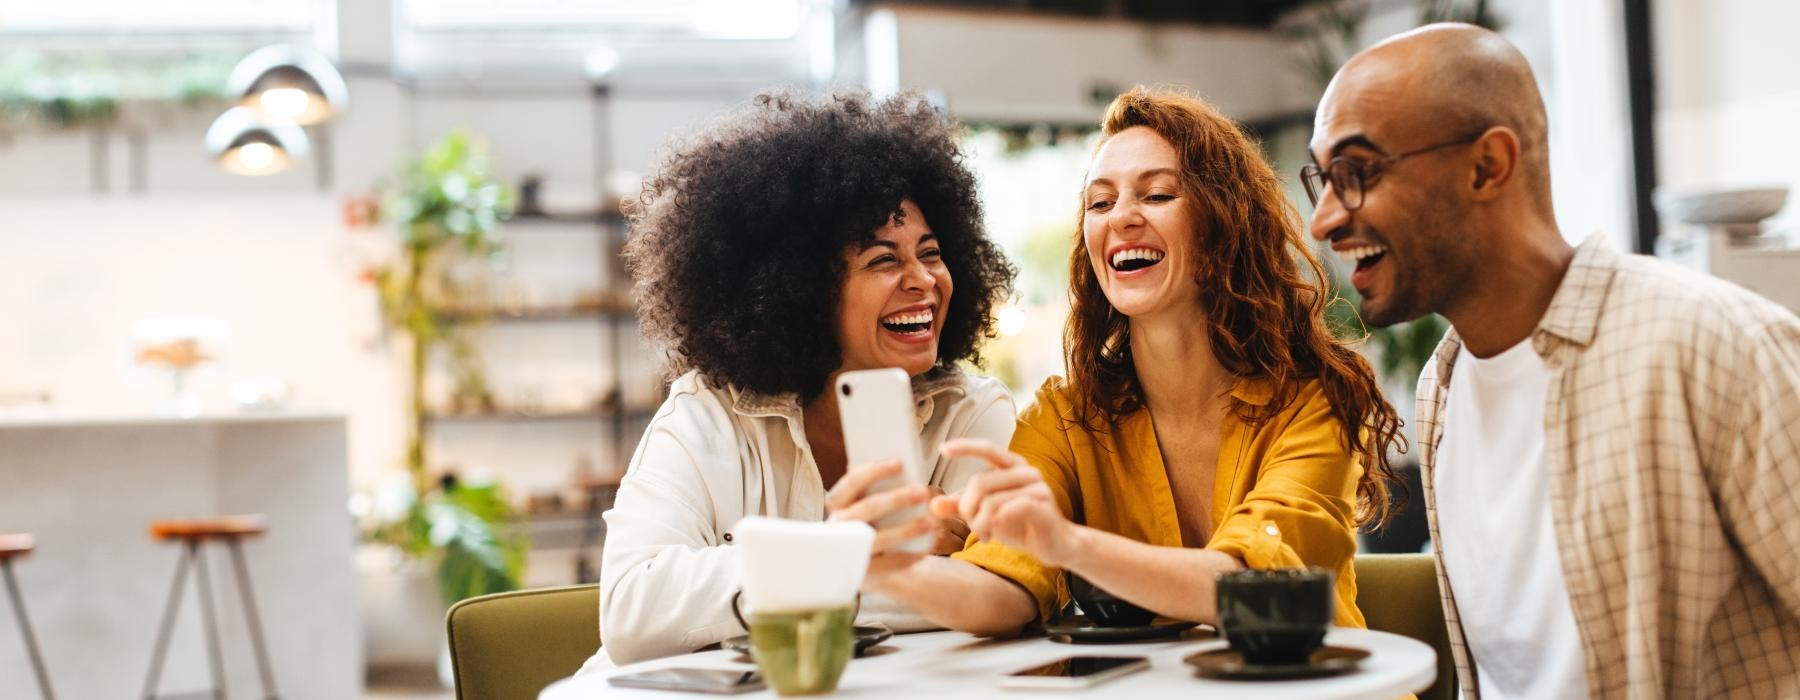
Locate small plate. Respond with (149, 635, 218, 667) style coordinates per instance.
(1183, 645, 1370, 680)
(1043, 614, 1198, 643)
(720, 625, 894, 658)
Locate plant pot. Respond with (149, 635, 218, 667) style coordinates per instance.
(357, 545, 450, 677)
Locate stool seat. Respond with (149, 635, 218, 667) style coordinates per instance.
(0, 533, 34, 559)
(150, 515, 267, 541)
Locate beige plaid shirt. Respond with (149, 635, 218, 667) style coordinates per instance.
(1415, 234, 1800, 699)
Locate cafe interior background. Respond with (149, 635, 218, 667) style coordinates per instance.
(0, 0, 1794, 697)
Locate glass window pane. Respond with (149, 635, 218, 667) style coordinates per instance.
(0, 0, 316, 32)
(402, 0, 800, 39)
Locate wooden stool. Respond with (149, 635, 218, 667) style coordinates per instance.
(141, 516, 279, 700)
(1, 534, 55, 700)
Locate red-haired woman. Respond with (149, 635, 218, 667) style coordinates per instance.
(833, 86, 1404, 634)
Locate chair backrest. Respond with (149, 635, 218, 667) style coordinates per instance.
(1354, 553, 1457, 700)
(446, 584, 599, 700)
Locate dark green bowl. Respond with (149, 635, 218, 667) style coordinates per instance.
(1066, 572, 1158, 628)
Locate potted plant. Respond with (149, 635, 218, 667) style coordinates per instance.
(366, 129, 528, 607)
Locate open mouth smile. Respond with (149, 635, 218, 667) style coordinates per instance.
(880, 308, 934, 338)
(1339, 243, 1389, 290)
(1109, 247, 1165, 273)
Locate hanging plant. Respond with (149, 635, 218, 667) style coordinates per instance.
(0, 48, 237, 131)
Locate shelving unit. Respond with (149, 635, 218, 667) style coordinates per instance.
(400, 82, 663, 586)
(421, 206, 660, 585)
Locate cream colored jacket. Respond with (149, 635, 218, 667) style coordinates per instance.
(583, 368, 1016, 668)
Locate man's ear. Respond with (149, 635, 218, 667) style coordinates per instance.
(1469, 126, 1520, 201)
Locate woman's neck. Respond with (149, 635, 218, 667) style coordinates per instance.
(1128, 312, 1233, 418)
(801, 374, 848, 489)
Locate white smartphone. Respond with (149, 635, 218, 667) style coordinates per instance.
(998, 655, 1151, 690)
(835, 368, 929, 553)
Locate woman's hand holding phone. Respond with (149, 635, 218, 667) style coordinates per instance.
(827, 459, 937, 579)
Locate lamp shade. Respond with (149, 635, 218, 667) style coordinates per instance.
(205, 107, 310, 176)
(226, 45, 349, 125)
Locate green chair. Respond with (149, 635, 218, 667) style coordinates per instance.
(1354, 553, 1456, 700)
(446, 584, 600, 700)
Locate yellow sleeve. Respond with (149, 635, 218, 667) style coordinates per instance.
(1205, 385, 1363, 625)
(951, 378, 1080, 624)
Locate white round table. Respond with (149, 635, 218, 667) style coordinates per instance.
(541, 626, 1437, 699)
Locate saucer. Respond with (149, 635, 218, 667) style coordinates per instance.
(1183, 644, 1369, 679)
(1043, 614, 1198, 643)
(720, 625, 894, 658)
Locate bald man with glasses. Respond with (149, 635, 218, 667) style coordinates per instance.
(1307, 22, 1800, 700)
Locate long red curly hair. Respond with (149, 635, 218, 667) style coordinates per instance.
(1066, 86, 1405, 529)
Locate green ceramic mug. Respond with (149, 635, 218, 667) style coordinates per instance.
(1215, 567, 1335, 665)
(732, 590, 859, 696)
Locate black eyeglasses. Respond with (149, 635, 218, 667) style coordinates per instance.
(1299, 135, 1483, 211)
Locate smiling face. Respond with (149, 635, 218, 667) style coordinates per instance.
(1081, 126, 1203, 321)
(1309, 62, 1480, 327)
(835, 199, 953, 378)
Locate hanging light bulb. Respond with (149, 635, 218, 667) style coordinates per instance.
(235, 142, 277, 171)
(257, 87, 312, 122)
(205, 107, 309, 176)
(227, 45, 349, 126)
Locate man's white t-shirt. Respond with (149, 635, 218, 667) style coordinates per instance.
(1434, 339, 1588, 699)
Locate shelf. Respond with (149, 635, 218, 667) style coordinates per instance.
(423, 406, 656, 423)
(436, 305, 635, 323)
(506, 209, 626, 226)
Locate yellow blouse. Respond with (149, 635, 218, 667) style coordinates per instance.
(953, 375, 1367, 628)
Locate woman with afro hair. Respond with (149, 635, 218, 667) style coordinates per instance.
(587, 90, 1017, 667)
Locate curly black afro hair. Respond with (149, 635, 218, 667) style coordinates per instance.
(625, 90, 1015, 399)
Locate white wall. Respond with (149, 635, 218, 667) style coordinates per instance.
(0, 196, 409, 491)
(1654, 0, 1800, 230)
(0, 77, 748, 501)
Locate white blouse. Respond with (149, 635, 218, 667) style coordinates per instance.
(584, 368, 1016, 668)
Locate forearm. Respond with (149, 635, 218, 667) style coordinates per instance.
(1057, 526, 1243, 624)
(600, 544, 742, 664)
(865, 556, 1037, 637)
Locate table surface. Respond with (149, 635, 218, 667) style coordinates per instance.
(541, 626, 1436, 699)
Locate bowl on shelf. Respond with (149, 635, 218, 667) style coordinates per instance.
(1654, 186, 1789, 225)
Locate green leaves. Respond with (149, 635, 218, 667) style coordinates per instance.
(425, 482, 528, 605)
(370, 480, 529, 606)
(387, 129, 516, 253)
(0, 48, 237, 130)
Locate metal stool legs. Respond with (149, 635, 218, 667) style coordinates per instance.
(225, 540, 278, 699)
(142, 540, 279, 700)
(2, 558, 55, 700)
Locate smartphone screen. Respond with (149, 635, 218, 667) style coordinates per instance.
(608, 668, 764, 694)
(1009, 656, 1147, 678)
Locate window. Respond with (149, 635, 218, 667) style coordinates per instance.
(401, 0, 801, 40)
(0, 0, 317, 33)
